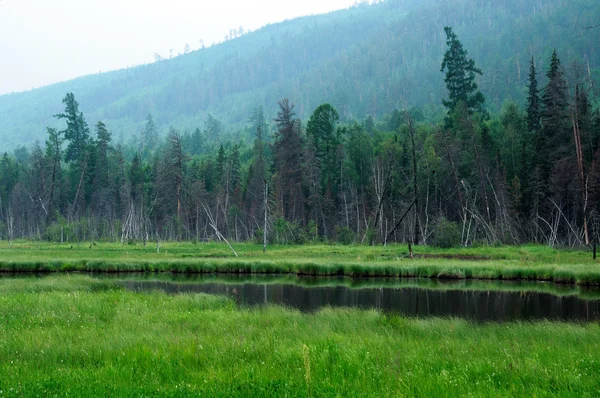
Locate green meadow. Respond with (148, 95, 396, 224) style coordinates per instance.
(0, 276, 599, 396)
(1, 241, 600, 284)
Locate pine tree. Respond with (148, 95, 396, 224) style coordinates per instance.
(167, 129, 186, 220)
(307, 103, 343, 238)
(44, 127, 63, 221)
(189, 128, 204, 155)
(248, 106, 268, 141)
(273, 99, 305, 223)
(526, 57, 541, 134)
(204, 114, 222, 142)
(307, 103, 340, 175)
(142, 114, 159, 155)
(54, 93, 89, 166)
(227, 144, 241, 198)
(245, 125, 268, 224)
(129, 152, 144, 203)
(539, 50, 569, 196)
(215, 144, 226, 187)
(94, 122, 111, 188)
(54, 93, 91, 216)
(440, 27, 485, 115)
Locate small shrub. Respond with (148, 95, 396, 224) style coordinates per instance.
(306, 220, 318, 243)
(335, 226, 355, 245)
(434, 217, 461, 248)
(365, 227, 379, 245)
(253, 228, 265, 245)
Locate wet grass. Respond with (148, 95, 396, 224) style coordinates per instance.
(1, 241, 600, 284)
(0, 276, 598, 396)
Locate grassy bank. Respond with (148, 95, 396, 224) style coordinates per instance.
(0, 276, 598, 396)
(1, 241, 600, 284)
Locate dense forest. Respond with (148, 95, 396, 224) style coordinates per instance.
(0, 0, 598, 150)
(0, 24, 599, 248)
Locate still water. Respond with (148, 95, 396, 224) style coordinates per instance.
(114, 275, 600, 322)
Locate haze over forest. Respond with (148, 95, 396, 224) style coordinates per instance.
(1, 0, 598, 150)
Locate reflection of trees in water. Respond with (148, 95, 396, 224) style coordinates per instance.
(122, 281, 600, 322)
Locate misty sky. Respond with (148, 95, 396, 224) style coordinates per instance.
(0, 0, 357, 95)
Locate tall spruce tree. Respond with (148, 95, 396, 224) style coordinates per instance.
(142, 114, 159, 155)
(440, 27, 485, 115)
(44, 127, 63, 221)
(94, 121, 111, 188)
(539, 50, 569, 194)
(273, 99, 305, 223)
(54, 93, 89, 166)
(307, 104, 343, 238)
(526, 57, 541, 134)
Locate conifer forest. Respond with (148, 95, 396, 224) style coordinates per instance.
(1, 13, 600, 248)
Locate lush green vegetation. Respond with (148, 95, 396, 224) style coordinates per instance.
(0, 0, 598, 149)
(2, 241, 600, 284)
(0, 276, 598, 396)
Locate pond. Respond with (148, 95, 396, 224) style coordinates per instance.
(104, 274, 600, 322)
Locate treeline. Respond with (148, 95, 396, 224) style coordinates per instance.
(0, 28, 599, 247)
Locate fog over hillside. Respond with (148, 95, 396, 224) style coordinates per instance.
(0, 0, 598, 150)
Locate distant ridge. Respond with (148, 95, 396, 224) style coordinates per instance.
(0, 0, 598, 150)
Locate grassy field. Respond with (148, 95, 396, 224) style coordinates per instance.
(0, 276, 598, 396)
(1, 241, 600, 284)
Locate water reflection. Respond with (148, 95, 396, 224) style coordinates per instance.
(119, 277, 600, 322)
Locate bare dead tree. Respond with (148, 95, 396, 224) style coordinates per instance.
(201, 201, 238, 257)
(263, 180, 268, 253)
(404, 110, 421, 245)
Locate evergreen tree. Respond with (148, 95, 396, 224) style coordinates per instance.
(440, 27, 485, 115)
(204, 114, 222, 142)
(245, 125, 268, 223)
(54, 93, 89, 166)
(307, 103, 343, 237)
(44, 127, 63, 220)
(129, 152, 144, 203)
(0, 153, 19, 207)
(227, 144, 241, 199)
(142, 114, 159, 155)
(273, 99, 305, 223)
(538, 50, 569, 198)
(189, 128, 204, 155)
(526, 57, 541, 134)
(248, 106, 268, 141)
(215, 144, 226, 187)
(94, 121, 111, 188)
(28, 143, 47, 229)
(574, 84, 594, 163)
(307, 103, 341, 174)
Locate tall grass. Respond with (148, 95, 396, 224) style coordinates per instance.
(0, 276, 598, 396)
(1, 241, 600, 284)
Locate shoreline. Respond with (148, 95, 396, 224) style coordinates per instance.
(1, 259, 600, 285)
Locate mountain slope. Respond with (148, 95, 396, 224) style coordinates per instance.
(1, 0, 599, 150)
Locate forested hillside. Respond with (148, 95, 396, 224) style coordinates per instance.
(1, 20, 599, 248)
(1, 0, 600, 248)
(0, 0, 598, 150)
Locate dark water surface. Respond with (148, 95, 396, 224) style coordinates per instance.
(112, 275, 600, 322)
